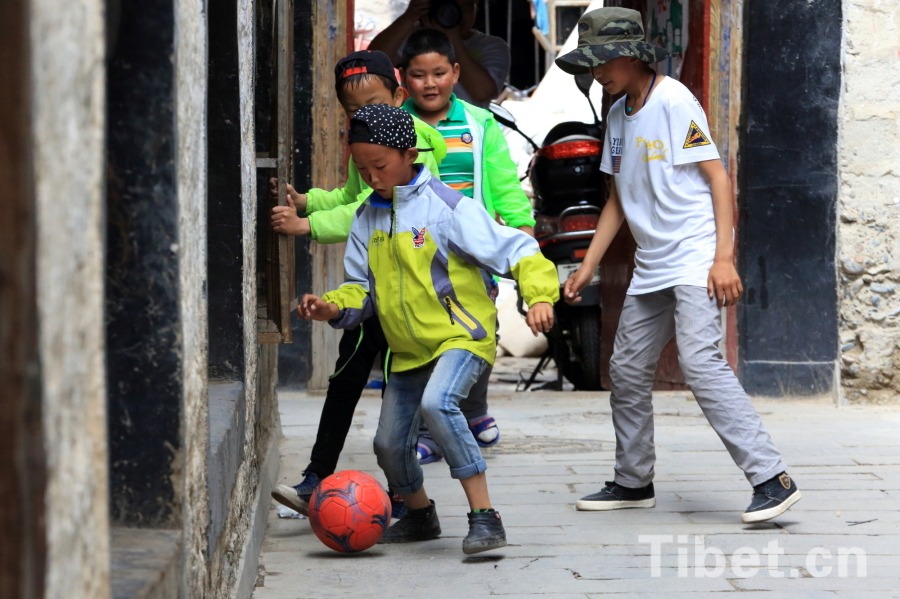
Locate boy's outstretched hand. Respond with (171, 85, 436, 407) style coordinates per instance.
(707, 260, 744, 308)
(270, 178, 310, 236)
(526, 302, 554, 336)
(297, 294, 340, 321)
(563, 266, 593, 304)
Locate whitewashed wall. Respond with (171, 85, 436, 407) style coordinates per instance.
(838, 0, 900, 402)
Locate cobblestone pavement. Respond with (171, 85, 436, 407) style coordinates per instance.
(254, 358, 900, 598)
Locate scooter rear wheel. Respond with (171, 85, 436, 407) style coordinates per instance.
(569, 308, 602, 391)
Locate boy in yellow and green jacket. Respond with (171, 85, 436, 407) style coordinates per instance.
(299, 104, 558, 554)
(270, 51, 447, 519)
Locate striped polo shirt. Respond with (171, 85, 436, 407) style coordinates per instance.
(403, 95, 476, 198)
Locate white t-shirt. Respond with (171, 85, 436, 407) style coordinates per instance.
(600, 76, 721, 295)
(453, 30, 509, 109)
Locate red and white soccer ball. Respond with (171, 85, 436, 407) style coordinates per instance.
(308, 470, 391, 553)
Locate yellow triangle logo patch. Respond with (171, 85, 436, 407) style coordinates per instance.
(683, 121, 711, 149)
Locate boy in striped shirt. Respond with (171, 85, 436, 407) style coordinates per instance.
(398, 28, 536, 464)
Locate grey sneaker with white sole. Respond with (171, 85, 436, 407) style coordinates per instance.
(576, 481, 656, 511)
(742, 472, 801, 523)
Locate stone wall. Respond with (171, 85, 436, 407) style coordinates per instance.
(4, 0, 313, 595)
(838, 0, 900, 402)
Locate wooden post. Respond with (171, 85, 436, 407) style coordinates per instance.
(706, 0, 743, 370)
(275, 0, 297, 342)
(308, 0, 350, 391)
(0, 1, 47, 595)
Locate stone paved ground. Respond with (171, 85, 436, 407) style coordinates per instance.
(253, 358, 900, 599)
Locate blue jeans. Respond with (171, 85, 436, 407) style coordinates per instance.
(374, 349, 488, 496)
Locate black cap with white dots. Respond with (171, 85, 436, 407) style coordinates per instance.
(348, 104, 417, 150)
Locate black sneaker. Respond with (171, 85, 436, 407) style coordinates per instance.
(377, 500, 441, 543)
(462, 510, 508, 555)
(742, 472, 801, 523)
(270, 470, 321, 517)
(576, 481, 656, 511)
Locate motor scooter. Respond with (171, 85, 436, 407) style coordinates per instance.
(489, 74, 606, 390)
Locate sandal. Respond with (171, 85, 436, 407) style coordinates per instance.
(469, 416, 500, 448)
(416, 443, 443, 465)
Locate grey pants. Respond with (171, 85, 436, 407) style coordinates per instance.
(610, 286, 787, 488)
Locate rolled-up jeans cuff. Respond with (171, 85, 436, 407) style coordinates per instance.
(449, 458, 487, 480)
(388, 471, 425, 497)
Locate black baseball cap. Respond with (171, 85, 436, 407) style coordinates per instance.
(334, 50, 398, 85)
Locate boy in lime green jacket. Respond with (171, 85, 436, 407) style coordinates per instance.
(270, 51, 482, 521)
(399, 30, 534, 234)
(271, 52, 446, 243)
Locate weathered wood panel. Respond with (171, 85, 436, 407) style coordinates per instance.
(705, 0, 743, 369)
(308, 0, 351, 391)
(0, 1, 46, 596)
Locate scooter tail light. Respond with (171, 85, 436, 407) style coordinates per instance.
(560, 213, 599, 232)
(534, 215, 558, 236)
(538, 140, 602, 160)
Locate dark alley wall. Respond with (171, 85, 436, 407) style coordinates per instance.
(276, 0, 314, 388)
(106, 0, 182, 525)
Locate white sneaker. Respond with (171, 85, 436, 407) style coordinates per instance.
(271, 485, 309, 516)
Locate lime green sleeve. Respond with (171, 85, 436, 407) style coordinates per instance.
(482, 117, 536, 229)
(413, 117, 448, 166)
(305, 158, 364, 214)
(307, 194, 366, 244)
(322, 283, 369, 313)
(511, 253, 560, 307)
(320, 223, 374, 329)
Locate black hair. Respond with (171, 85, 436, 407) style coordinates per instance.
(334, 58, 400, 98)
(399, 29, 457, 69)
(348, 118, 371, 142)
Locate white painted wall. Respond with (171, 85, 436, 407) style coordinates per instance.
(355, 0, 407, 41)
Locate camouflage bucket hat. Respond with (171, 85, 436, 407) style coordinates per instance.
(555, 7, 669, 75)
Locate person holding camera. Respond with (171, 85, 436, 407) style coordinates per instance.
(368, 0, 509, 108)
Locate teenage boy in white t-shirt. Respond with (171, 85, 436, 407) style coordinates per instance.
(557, 8, 802, 524)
